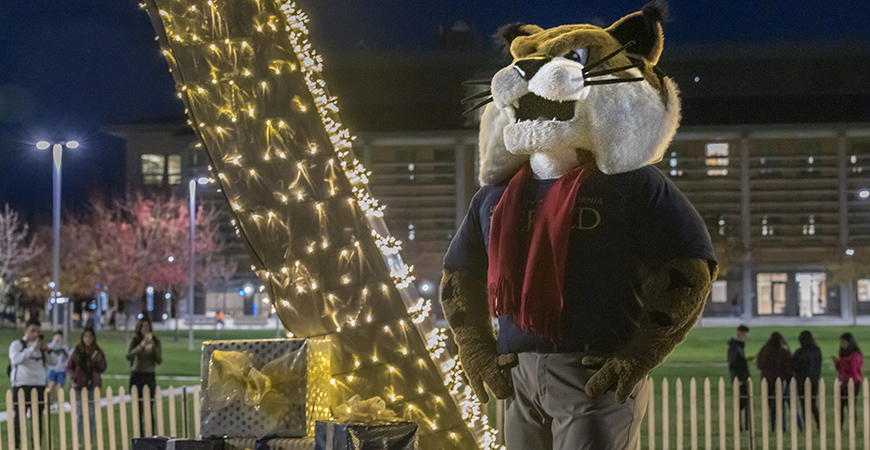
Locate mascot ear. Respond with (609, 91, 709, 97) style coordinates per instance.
(494, 22, 544, 54)
(606, 1, 669, 65)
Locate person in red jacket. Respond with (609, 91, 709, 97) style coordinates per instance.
(757, 332, 793, 431)
(833, 332, 863, 426)
(66, 327, 107, 446)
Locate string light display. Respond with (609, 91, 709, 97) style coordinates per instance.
(141, 0, 500, 448)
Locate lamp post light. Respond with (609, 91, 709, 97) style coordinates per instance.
(36, 139, 78, 337)
(188, 179, 196, 351)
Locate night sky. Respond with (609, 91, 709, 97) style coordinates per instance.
(1, 0, 869, 222)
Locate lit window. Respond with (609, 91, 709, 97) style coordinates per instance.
(141, 154, 165, 185)
(665, 148, 685, 177)
(859, 279, 870, 302)
(802, 215, 816, 236)
(762, 215, 774, 236)
(167, 154, 182, 185)
(717, 215, 726, 236)
(710, 281, 727, 303)
(757, 273, 787, 315)
(705, 143, 729, 176)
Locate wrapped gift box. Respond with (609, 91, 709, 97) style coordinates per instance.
(201, 339, 332, 439)
(133, 437, 172, 450)
(167, 439, 226, 450)
(314, 421, 418, 450)
(223, 437, 315, 450)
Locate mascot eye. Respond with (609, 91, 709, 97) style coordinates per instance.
(565, 48, 587, 65)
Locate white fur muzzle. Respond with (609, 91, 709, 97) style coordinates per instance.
(478, 56, 681, 184)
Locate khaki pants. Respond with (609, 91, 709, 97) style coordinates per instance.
(505, 352, 649, 450)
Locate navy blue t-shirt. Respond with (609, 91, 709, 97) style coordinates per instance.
(443, 165, 716, 354)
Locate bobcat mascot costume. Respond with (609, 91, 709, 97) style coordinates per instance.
(441, 3, 718, 449)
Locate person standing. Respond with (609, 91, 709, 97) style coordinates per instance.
(727, 325, 751, 431)
(757, 332, 793, 431)
(46, 330, 71, 403)
(66, 328, 107, 447)
(8, 319, 56, 449)
(127, 317, 162, 433)
(792, 330, 821, 431)
(833, 332, 863, 426)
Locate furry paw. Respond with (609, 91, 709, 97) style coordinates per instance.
(459, 348, 515, 403)
(584, 356, 647, 403)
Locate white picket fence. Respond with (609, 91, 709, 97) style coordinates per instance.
(2, 385, 200, 450)
(490, 377, 870, 450)
(4, 377, 870, 449)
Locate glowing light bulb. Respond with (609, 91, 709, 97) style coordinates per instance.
(372, 355, 378, 362)
(401, 348, 408, 355)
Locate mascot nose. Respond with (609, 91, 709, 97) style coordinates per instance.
(513, 56, 551, 81)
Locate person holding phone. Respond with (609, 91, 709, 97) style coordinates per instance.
(9, 319, 57, 449)
(67, 327, 106, 446)
(127, 317, 162, 433)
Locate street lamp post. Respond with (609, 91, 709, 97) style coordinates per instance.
(37, 139, 78, 337)
(188, 179, 196, 351)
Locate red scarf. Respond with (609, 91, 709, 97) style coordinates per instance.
(487, 162, 592, 340)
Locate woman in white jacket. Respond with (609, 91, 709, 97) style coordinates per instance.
(8, 319, 56, 449)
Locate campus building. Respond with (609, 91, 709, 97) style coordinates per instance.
(106, 37, 870, 323)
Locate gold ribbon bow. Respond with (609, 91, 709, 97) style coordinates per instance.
(206, 350, 305, 425)
(332, 395, 398, 424)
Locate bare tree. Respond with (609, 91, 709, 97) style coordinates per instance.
(0, 204, 41, 300)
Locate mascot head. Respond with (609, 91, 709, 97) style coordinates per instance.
(475, 2, 681, 183)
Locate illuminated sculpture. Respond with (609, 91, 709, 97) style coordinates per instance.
(142, 0, 498, 448)
(442, 3, 718, 449)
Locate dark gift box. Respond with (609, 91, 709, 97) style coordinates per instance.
(133, 437, 172, 450)
(166, 438, 226, 450)
(314, 421, 418, 450)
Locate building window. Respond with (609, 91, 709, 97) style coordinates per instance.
(796, 273, 826, 317)
(858, 279, 870, 302)
(141, 154, 181, 185)
(717, 215, 726, 236)
(705, 142, 729, 176)
(799, 141, 821, 177)
(802, 215, 816, 236)
(757, 273, 787, 315)
(761, 215, 777, 236)
(668, 149, 685, 177)
(167, 154, 182, 185)
(759, 141, 782, 177)
(710, 280, 727, 303)
(141, 154, 165, 185)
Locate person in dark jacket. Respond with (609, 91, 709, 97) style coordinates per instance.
(727, 324, 752, 431)
(792, 330, 821, 431)
(757, 332, 793, 431)
(127, 317, 162, 434)
(833, 332, 863, 426)
(67, 327, 107, 447)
